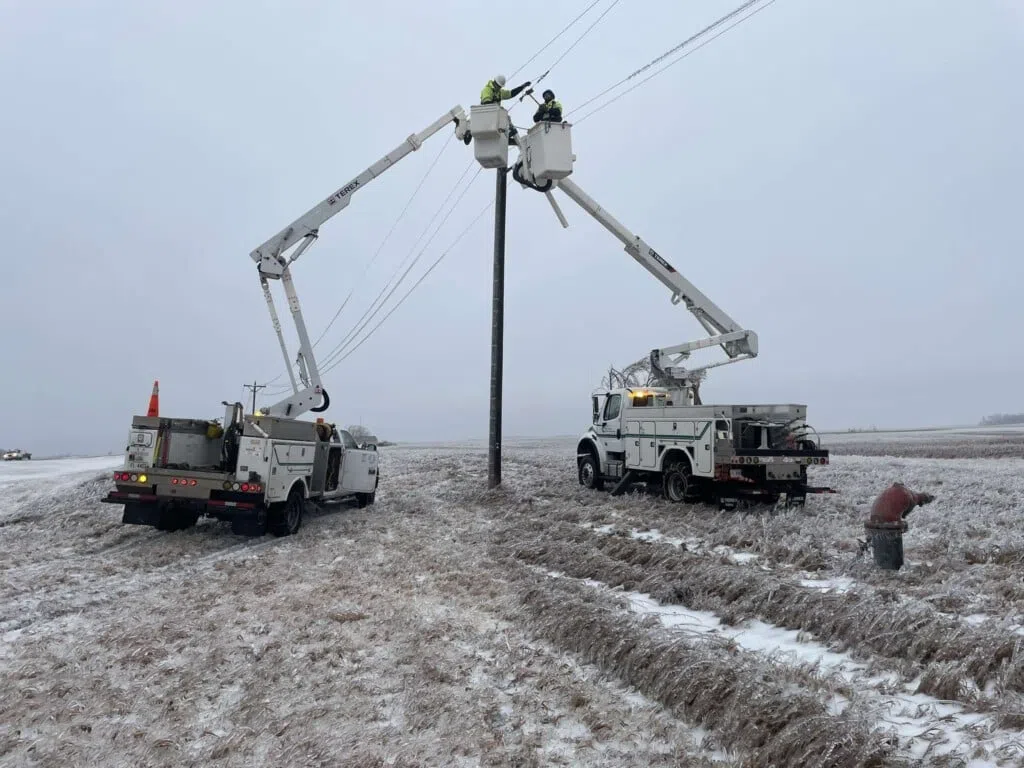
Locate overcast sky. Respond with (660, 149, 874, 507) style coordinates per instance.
(1, 0, 1021, 454)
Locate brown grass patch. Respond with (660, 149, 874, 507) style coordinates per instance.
(517, 577, 893, 768)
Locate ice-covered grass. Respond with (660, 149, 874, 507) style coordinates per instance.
(563, 573, 1024, 765)
(2, 429, 1024, 765)
(824, 426, 1024, 459)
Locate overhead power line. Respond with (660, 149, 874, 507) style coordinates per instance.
(312, 137, 451, 349)
(321, 198, 495, 375)
(571, 0, 777, 121)
(317, 160, 480, 371)
(509, 0, 606, 79)
(530, 0, 623, 87)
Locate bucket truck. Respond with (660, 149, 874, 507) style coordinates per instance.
(465, 104, 833, 507)
(100, 107, 472, 536)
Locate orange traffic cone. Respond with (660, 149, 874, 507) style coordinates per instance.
(146, 380, 159, 417)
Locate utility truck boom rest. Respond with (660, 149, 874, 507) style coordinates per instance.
(464, 105, 832, 506)
(101, 107, 471, 535)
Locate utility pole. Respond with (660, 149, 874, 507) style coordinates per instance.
(488, 166, 508, 489)
(242, 381, 267, 415)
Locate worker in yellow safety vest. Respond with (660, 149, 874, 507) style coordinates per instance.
(533, 89, 563, 123)
(480, 74, 531, 105)
(462, 75, 532, 146)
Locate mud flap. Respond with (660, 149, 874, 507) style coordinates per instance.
(610, 470, 637, 497)
(231, 510, 268, 537)
(121, 502, 161, 526)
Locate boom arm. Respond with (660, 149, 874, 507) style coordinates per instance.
(553, 176, 758, 386)
(483, 113, 757, 391)
(252, 106, 469, 419)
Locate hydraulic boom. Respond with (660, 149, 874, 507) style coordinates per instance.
(469, 110, 757, 390)
(250, 106, 469, 419)
(552, 176, 758, 386)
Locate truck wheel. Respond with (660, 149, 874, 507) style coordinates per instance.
(663, 461, 698, 504)
(357, 476, 379, 509)
(578, 453, 603, 491)
(270, 486, 304, 537)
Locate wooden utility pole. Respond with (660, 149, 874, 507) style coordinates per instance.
(487, 167, 508, 489)
(243, 381, 267, 415)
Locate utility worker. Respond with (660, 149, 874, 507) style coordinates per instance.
(533, 89, 563, 123)
(460, 75, 532, 146)
(480, 74, 531, 106)
(477, 74, 531, 145)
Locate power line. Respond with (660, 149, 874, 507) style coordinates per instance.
(319, 163, 484, 370)
(575, 1, 778, 124)
(318, 159, 477, 369)
(321, 198, 495, 375)
(312, 136, 451, 349)
(531, 0, 623, 88)
(571, 0, 775, 119)
(257, 155, 476, 388)
(509, 0, 605, 79)
(320, 165, 483, 370)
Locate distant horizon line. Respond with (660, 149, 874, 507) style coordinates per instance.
(16, 420, 1014, 460)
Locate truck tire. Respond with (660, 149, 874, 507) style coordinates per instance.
(662, 460, 699, 504)
(578, 453, 604, 491)
(269, 486, 304, 537)
(357, 475, 379, 508)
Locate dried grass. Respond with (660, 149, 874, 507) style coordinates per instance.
(510, 527, 1024, 702)
(517, 577, 894, 768)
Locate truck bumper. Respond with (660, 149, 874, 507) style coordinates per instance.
(101, 491, 266, 534)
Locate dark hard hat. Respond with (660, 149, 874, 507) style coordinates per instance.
(543, 89, 555, 100)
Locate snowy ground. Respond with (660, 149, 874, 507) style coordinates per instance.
(2, 433, 1024, 766)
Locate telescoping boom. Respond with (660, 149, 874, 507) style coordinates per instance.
(249, 107, 470, 420)
(464, 103, 756, 391)
(553, 176, 758, 386)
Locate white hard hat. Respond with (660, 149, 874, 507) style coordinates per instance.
(494, 74, 506, 87)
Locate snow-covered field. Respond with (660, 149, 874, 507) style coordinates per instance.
(2, 433, 1024, 766)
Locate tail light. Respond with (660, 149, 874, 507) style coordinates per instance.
(222, 481, 263, 493)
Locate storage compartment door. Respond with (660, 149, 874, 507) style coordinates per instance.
(625, 420, 641, 467)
